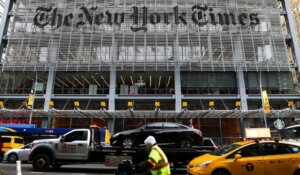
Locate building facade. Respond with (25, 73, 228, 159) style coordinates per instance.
(0, 0, 300, 141)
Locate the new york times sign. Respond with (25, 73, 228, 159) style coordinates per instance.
(34, 4, 260, 32)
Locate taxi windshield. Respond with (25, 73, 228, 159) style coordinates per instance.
(210, 144, 241, 156)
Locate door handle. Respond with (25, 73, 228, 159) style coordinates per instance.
(78, 144, 83, 146)
(291, 158, 296, 162)
(257, 160, 264, 163)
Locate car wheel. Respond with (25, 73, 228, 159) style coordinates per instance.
(32, 154, 51, 171)
(7, 153, 18, 163)
(122, 137, 135, 149)
(212, 169, 231, 175)
(179, 137, 192, 148)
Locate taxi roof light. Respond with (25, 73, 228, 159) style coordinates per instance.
(245, 128, 271, 139)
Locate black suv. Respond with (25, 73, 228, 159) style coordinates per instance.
(110, 122, 203, 149)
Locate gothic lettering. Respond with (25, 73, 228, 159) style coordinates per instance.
(191, 4, 208, 26)
(150, 12, 161, 24)
(94, 13, 104, 25)
(33, 5, 261, 32)
(63, 13, 73, 26)
(51, 8, 62, 29)
(174, 6, 187, 25)
(34, 6, 52, 28)
(130, 6, 147, 32)
(239, 13, 248, 26)
(250, 13, 260, 26)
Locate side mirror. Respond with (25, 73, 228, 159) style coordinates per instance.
(234, 154, 242, 161)
(60, 136, 65, 143)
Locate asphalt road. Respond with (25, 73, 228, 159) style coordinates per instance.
(0, 162, 187, 175)
(0, 163, 116, 175)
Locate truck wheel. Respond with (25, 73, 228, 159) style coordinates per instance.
(32, 154, 51, 171)
(122, 137, 135, 149)
(179, 138, 192, 148)
(7, 153, 18, 163)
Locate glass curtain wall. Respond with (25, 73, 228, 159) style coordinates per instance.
(181, 72, 237, 95)
(244, 71, 295, 94)
(54, 72, 109, 95)
(116, 71, 174, 95)
(0, 71, 47, 94)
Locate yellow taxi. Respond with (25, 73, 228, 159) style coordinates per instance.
(187, 129, 300, 175)
(1, 136, 24, 152)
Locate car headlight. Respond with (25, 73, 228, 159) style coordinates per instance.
(112, 133, 120, 138)
(197, 160, 212, 167)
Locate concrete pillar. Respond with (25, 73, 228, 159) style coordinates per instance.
(174, 66, 182, 112)
(108, 21, 118, 134)
(172, 10, 182, 112)
(43, 41, 58, 127)
(108, 66, 116, 134)
(235, 39, 249, 136)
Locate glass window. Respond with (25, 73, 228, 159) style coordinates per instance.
(234, 144, 261, 157)
(203, 139, 214, 146)
(164, 123, 180, 129)
(283, 128, 300, 139)
(262, 143, 291, 155)
(2, 138, 11, 143)
(23, 144, 31, 149)
(145, 123, 163, 130)
(212, 144, 241, 156)
(288, 145, 300, 153)
(14, 138, 24, 144)
(64, 131, 88, 142)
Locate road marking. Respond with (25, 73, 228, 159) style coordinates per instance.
(30, 172, 42, 174)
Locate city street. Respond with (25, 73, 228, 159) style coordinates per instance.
(0, 163, 186, 175)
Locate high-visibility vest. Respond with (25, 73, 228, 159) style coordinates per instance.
(147, 145, 171, 175)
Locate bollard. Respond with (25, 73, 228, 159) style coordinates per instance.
(16, 160, 22, 175)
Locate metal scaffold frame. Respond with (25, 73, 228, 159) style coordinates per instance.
(1, 0, 292, 72)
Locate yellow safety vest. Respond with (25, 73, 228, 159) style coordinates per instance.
(147, 145, 171, 175)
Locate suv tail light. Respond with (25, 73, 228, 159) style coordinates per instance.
(1, 143, 4, 152)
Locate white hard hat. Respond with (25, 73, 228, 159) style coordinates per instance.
(144, 136, 156, 149)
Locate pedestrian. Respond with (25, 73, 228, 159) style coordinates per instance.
(135, 136, 171, 175)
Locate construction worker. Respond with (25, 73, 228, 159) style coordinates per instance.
(136, 136, 171, 175)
